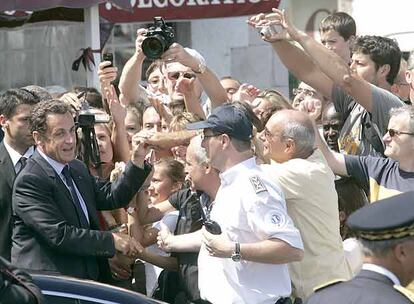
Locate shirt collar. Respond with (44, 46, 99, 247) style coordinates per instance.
(219, 157, 256, 186)
(37, 147, 66, 175)
(362, 263, 401, 285)
(3, 141, 34, 168)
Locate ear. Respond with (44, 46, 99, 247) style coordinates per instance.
(346, 35, 355, 46)
(284, 138, 296, 155)
(379, 64, 391, 78)
(406, 70, 412, 84)
(221, 134, 231, 150)
(393, 242, 407, 263)
(171, 182, 183, 193)
(0, 114, 8, 128)
(32, 131, 44, 148)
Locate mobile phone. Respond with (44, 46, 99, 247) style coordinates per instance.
(102, 53, 113, 67)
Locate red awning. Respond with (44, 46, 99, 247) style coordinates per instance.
(0, 0, 131, 11)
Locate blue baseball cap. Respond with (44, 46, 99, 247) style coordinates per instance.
(186, 104, 253, 141)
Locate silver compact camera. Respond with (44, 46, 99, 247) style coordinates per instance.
(259, 24, 282, 38)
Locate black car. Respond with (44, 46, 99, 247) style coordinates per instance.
(32, 274, 166, 304)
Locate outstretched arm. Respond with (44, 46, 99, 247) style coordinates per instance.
(268, 9, 375, 112)
(248, 11, 333, 99)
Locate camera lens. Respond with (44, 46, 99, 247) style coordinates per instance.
(142, 36, 166, 60)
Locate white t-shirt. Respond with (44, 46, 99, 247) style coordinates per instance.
(145, 210, 179, 296)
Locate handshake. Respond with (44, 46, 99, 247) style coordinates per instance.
(112, 231, 144, 258)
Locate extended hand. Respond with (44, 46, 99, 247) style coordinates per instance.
(112, 232, 144, 257)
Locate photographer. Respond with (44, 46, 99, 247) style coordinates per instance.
(117, 18, 227, 114)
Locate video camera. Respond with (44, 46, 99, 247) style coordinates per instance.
(75, 94, 110, 176)
(142, 16, 175, 60)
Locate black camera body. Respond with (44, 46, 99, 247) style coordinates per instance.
(142, 16, 175, 60)
(76, 101, 110, 128)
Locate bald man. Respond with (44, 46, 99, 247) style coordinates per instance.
(260, 110, 352, 301)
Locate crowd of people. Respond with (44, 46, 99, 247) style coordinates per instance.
(1, 7, 414, 304)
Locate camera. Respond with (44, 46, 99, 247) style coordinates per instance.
(142, 16, 175, 60)
(76, 100, 110, 128)
(259, 24, 283, 38)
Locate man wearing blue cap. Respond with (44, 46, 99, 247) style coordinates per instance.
(187, 103, 304, 304)
(307, 192, 414, 303)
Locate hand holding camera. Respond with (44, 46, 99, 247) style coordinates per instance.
(141, 17, 175, 60)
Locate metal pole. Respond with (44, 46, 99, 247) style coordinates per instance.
(84, 5, 101, 89)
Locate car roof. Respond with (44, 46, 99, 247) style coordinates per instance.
(32, 274, 165, 304)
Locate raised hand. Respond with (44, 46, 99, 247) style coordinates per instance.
(60, 92, 82, 113)
(232, 83, 261, 105)
(161, 43, 200, 71)
(134, 28, 148, 58)
(98, 61, 118, 87)
(104, 85, 126, 125)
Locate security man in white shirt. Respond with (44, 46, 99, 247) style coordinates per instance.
(187, 103, 304, 304)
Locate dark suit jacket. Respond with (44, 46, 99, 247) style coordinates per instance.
(0, 141, 16, 261)
(11, 150, 150, 281)
(307, 269, 412, 304)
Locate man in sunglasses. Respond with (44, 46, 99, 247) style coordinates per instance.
(315, 105, 414, 202)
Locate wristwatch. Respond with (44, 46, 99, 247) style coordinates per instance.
(231, 242, 242, 262)
(193, 60, 206, 74)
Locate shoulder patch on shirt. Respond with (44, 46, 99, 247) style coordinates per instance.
(313, 279, 345, 292)
(394, 285, 414, 302)
(265, 210, 287, 229)
(249, 176, 267, 194)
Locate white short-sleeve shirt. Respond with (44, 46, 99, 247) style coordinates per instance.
(198, 157, 303, 304)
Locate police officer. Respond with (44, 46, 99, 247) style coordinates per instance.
(0, 256, 43, 304)
(307, 191, 414, 304)
(187, 103, 304, 304)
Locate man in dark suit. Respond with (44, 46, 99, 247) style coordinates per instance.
(0, 89, 41, 260)
(307, 192, 414, 304)
(12, 100, 150, 282)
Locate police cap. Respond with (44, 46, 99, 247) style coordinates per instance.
(186, 104, 253, 141)
(347, 192, 414, 241)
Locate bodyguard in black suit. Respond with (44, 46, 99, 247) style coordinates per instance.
(0, 89, 41, 260)
(12, 100, 150, 282)
(307, 192, 414, 304)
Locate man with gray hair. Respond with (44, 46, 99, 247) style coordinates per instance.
(314, 105, 414, 202)
(307, 192, 414, 303)
(260, 109, 352, 300)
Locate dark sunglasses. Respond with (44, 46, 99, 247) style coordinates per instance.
(167, 71, 196, 80)
(387, 128, 414, 137)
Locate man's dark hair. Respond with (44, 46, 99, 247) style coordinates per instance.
(351, 35, 401, 85)
(21, 85, 53, 103)
(319, 12, 356, 41)
(0, 88, 40, 118)
(30, 99, 71, 136)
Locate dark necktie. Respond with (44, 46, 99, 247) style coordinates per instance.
(17, 156, 27, 174)
(61, 165, 89, 228)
